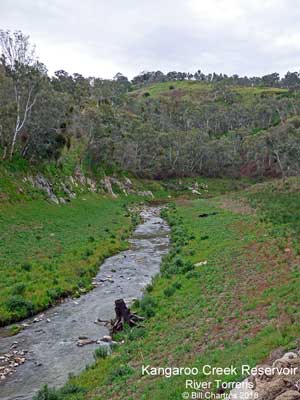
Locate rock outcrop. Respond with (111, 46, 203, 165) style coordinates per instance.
(230, 349, 300, 400)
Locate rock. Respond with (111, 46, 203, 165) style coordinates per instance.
(192, 189, 201, 195)
(124, 177, 133, 187)
(268, 347, 286, 363)
(0, 349, 28, 378)
(74, 166, 87, 185)
(194, 260, 207, 267)
(137, 190, 154, 198)
(275, 391, 300, 400)
(230, 349, 300, 400)
(102, 177, 117, 198)
(77, 338, 96, 347)
(59, 197, 66, 204)
(61, 183, 76, 199)
(33, 315, 44, 323)
(99, 335, 112, 343)
(273, 353, 300, 369)
(33, 174, 59, 204)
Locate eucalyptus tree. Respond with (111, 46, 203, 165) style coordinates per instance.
(0, 30, 46, 159)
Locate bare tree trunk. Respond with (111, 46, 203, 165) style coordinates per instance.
(10, 128, 19, 159)
(274, 150, 285, 182)
(9, 85, 36, 159)
(2, 146, 7, 160)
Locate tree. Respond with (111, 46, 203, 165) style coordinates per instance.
(0, 30, 45, 158)
(261, 72, 280, 87)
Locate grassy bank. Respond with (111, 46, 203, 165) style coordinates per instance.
(0, 194, 138, 326)
(36, 180, 300, 399)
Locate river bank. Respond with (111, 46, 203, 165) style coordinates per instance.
(0, 206, 170, 400)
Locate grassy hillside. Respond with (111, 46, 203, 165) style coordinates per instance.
(35, 177, 300, 399)
(131, 80, 290, 100)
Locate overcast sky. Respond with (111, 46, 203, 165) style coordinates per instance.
(1, 0, 300, 79)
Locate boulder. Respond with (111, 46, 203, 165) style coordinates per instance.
(32, 174, 59, 204)
(230, 349, 300, 400)
(137, 190, 154, 198)
(275, 391, 300, 400)
(102, 177, 117, 198)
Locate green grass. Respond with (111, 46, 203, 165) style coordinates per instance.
(131, 80, 290, 100)
(0, 193, 137, 325)
(0, 160, 252, 327)
(246, 178, 300, 236)
(131, 81, 213, 97)
(39, 188, 300, 400)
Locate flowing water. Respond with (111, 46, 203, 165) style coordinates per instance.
(0, 206, 170, 400)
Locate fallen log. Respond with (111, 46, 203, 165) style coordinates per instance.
(110, 299, 144, 334)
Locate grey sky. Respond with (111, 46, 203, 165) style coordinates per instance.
(1, 0, 300, 78)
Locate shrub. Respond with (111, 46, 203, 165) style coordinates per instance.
(107, 365, 134, 383)
(145, 283, 153, 293)
(82, 248, 94, 258)
(33, 385, 61, 400)
(164, 286, 176, 297)
(12, 283, 26, 295)
(94, 346, 110, 360)
(46, 287, 62, 303)
(140, 295, 157, 318)
(61, 383, 87, 394)
(6, 295, 34, 315)
(128, 327, 146, 341)
(173, 281, 182, 290)
(21, 262, 32, 272)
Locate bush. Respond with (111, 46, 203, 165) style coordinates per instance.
(128, 327, 146, 341)
(145, 283, 153, 293)
(61, 383, 87, 394)
(12, 283, 26, 295)
(33, 385, 61, 400)
(82, 248, 94, 258)
(33, 383, 87, 400)
(94, 346, 110, 360)
(164, 281, 182, 297)
(21, 262, 32, 271)
(164, 286, 176, 297)
(6, 295, 34, 315)
(140, 295, 157, 318)
(173, 281, 182, 290)
(108, 365, 134, 383)
(46, 287, 63, 303)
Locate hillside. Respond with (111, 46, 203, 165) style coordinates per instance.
(1, 32, 300, 181)
(95, 81, 300, 178)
